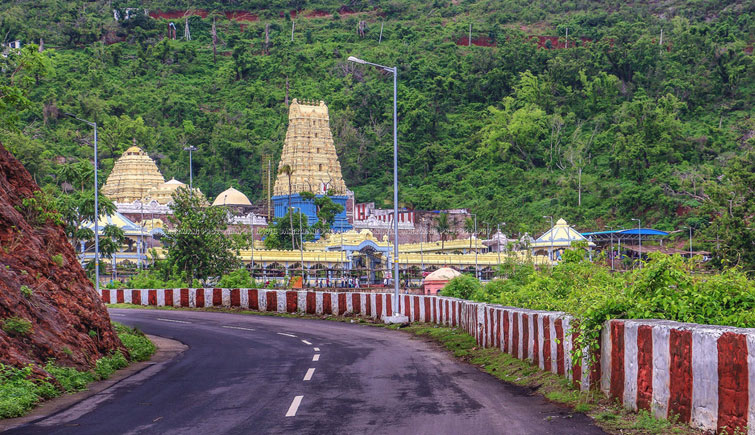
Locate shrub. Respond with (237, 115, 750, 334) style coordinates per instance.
(94, 351, 128, 380)
(113, 322, 156, 362)
(441, 274, 482, 299)
(0, 365, 57, 418)
(20, 285, 32, 298)
(44, 362, 94, 392)
(2, 317, 33, 336)
(218, 267, 256, 288)
(51, 254, 64, 267)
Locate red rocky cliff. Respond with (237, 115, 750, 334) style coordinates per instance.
(0, 143, 125, 373)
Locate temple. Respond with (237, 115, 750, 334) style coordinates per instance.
(272, 99, 353, 231)
(102, 146, 165, 203)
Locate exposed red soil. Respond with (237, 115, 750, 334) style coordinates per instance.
(0, 143, 125, 376)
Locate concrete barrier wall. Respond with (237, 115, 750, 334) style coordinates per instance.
(101, 288, 755, 434)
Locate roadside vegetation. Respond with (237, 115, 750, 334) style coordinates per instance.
(0, 323, 155, 419)
(442, 250, 755, 362)
(404, 324, 702, 435)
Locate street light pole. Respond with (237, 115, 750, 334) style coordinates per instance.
(543, 216, 554, 263)
(474, 214, 478, 280)
(183, 145, 198, 189)
(348, 55, 403, 319)
(294, 207, 304, 284)
(632, 218, 642, 269)
(66, 113, 100, 294)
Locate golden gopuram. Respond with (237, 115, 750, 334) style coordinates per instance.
(102, 146, 165, 203)
(274, 99, 348, 196)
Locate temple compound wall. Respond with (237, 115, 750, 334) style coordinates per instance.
(103, 287, 755, 434)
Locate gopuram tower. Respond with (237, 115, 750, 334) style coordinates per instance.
(272, 99, 352, 231)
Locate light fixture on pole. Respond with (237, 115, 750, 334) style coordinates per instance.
(348, 54, 405, 322)
(66, 113, 100, 294)
(684, 226, 693, 259)
(183, 145, 198, 189)
(631, 218, 642, 269)
(543, 216, 554, 263)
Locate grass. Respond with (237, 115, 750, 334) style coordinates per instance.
(0, 322, 155, 419)
(402, 324, 702, 435)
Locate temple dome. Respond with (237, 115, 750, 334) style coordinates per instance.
(146, 178, 186, 205)
(212, 187, 252, 207)
(102, 146, 165, 203)
(424, 267, 461, 282)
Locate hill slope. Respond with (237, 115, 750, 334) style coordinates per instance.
(0, 0, 753, 239)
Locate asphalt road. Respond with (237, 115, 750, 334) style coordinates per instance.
(8, 309, 605, 435)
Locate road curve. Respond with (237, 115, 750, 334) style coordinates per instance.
(8, 309, 605, 435)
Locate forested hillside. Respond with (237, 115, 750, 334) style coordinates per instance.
(1, 0, 754, 257)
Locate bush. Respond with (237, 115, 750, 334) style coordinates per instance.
(441, 274, 482, 299)
(94, 351, 128, 380)
(217, 267, 256, 288)
(2, 317, 33, 336)
(0, 365, 57, 418)
(51, 254, 64, 267)
(125, 270, 186, 289)
(113, 322, 156, 362)
(20, 285, 32, 298)
(43, 362, 94, 392)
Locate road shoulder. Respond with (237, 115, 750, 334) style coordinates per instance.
(0, 335, 187, 432)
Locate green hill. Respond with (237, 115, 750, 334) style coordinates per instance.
(1, 0, 753, 244)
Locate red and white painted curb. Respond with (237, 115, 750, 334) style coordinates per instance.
(101, 288, 755, 433)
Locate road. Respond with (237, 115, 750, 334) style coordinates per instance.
(8, 309, 605, 435)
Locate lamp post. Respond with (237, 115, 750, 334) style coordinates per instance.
(543, 216, 554, 263)
(632, 218, 642, 269)
(66, 113, 100, 293)
(293, 207, 305, 284)
(348, 55, 402, 318)
(183, 145, 198, 189)
(250, 218, 255, 280)
(497, 222, 506, 267)
(469, 213, 478, 280)
(608, 226, 614, 271)
(684, 226, 693, 259)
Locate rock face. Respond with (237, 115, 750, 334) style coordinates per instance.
(0, 143, 125, 373)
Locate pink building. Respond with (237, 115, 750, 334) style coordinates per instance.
(421, 267, 461, 295)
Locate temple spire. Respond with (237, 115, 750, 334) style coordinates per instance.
(273, 99, 348, 196)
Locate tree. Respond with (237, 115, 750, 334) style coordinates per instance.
(464, 217, 476, 250)
(434, 213, 451, 250)
(261, 209, 313, 250)
(100, 224, 125, 279)
(278, 163, 295, 248)
(300, 191, 344, 234)
(163, 187, 240, 284)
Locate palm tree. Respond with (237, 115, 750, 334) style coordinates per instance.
(278, 164, 295, 249)
(464, 217, 475, 250)
(101, 224, 125, 281)
(435, 213, 450, 250)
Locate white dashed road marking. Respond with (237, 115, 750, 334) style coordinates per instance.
(301, 340, 312, 345)
(286, 396, 304, 417)
(313, 347, 320, 352)
(156, 318, 191, 324)
(277, 333, 297, 338)
(303, 368, 315, 381)
(222, 326, 255, 331)
(312, 354, 320, 362)
(110, 314, 125, 317)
